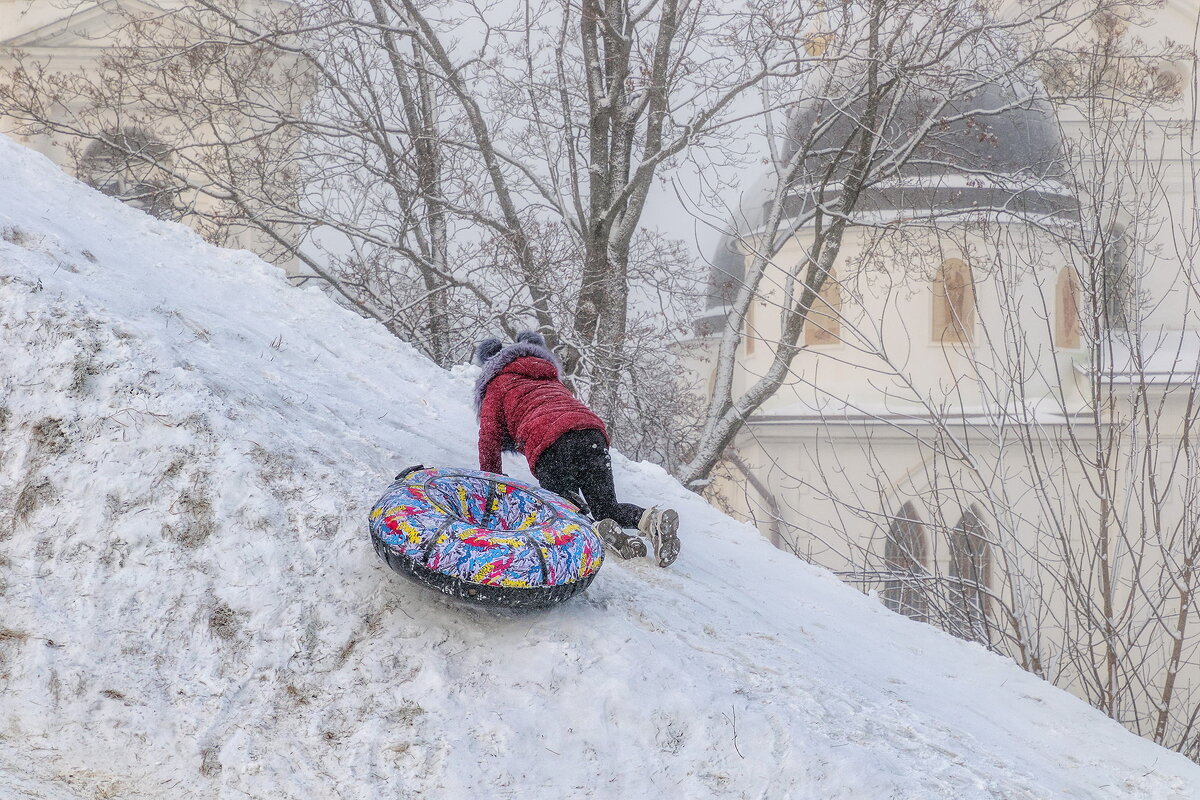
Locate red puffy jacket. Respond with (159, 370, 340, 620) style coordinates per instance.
(477, 355, 607, 474)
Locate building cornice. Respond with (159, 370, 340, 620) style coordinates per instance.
(1, 1, 166, 48)
(747, 411, 1092, 429)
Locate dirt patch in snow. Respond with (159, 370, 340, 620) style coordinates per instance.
(163, 475, 216, 549)
(208, 601, 241, 641)
(30, 416, 71, 456)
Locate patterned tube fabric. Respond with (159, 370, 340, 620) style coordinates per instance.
(369, 467, 605, 590)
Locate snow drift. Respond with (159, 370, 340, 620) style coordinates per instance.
(0, 135, 1197, 799)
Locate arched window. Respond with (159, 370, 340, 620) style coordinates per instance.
(1056, 267, 1081, 349)
(948, 507, 991, 644)
(883, 502, 929, 622)
(1101, 225, 1133, 329)
(804, 269, 842, 346)
(805, 32, 833, 57)
(932, 258, 975, 344)
(80, 128, 181, 220)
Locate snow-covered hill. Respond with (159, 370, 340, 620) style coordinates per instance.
(0, 135, 1197, 799)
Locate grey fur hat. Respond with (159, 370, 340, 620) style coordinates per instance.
(471, 331, 562, 412)
(473, 337, 504, 366)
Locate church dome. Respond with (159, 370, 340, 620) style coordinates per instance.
(696, 67, 1076, 334)
(776, 78, 1071, 220)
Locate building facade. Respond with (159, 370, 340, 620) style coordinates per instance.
(684, 1, 1200, 753)
(0, 0, 299, 266)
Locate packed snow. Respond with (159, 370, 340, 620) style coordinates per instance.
(0, 135, 1197, 799)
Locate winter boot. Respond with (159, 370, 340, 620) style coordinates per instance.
(638, 507, 680, 568)
(594, 518, 647, 560)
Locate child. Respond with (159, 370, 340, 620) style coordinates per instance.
(473, 331, 680, 567)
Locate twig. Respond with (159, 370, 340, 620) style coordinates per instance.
(723, 706, 745, 759)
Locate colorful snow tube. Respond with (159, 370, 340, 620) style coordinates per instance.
(369, 466, 605, 608)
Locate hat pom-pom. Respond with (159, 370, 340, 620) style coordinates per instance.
(516, 330, 546, 348)
(473, 337, 504, 365)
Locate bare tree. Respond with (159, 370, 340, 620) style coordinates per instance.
(696, 1, 1200, 756)
(676, 0, 1130, 487)
(0, 0, 814, 463)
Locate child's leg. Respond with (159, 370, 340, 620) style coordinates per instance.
(532, 431, 588, 511)
(534, 470, 588, 515)
(535, 430, 640, 524)
(534, 430, 646, 559)
(566, 431, 644, 529)
(579, 440, 678, 566)
(585, 448, 681, 566)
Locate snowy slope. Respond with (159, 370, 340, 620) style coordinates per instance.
(0, 136, 1197, 800)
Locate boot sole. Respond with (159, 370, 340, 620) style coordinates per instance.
(594, 519, 647, 560)
(650, 509, 680, 568)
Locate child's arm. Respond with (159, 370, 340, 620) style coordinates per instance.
(478, 390, 505, 474)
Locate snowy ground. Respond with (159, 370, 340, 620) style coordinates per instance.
(0, 135, 1198, 799)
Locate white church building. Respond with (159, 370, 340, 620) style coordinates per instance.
(684, 1, 1200, 754)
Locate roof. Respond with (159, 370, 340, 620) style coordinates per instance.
(0, 1, 163, 48)
(0, 0, 293, 48)
(697, 41, 1077, 323)
(1081, 329, 1200, 385)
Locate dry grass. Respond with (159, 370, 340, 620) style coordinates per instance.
(12, 477, 55, 530)
(208, 602, 240, 641)
(0, 628, 29, 643)
(163, 476, 216, 549)
(30, 417, 69, 455)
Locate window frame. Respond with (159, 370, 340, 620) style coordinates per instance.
(931, 258, 976, 345)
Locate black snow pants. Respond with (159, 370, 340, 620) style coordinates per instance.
(533, 428, 644, 529)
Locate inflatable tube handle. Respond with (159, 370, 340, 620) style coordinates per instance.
(395, 464, 426, 481)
